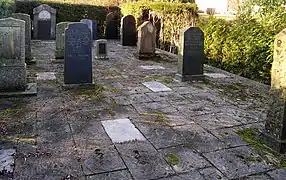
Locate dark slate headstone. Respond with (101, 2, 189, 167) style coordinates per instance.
(64, 23, 92, 84)
(92, 20, 98, 40)
(262, 28, 286, 153)
(176, 26, 205, 82)
(120, 15, 136, 46)
(80, 19, 93, 40)
(105, 12, 119, 39)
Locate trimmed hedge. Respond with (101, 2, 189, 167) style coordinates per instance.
(0, 0, 14, 18)
(120, 2, 198, 52)
(14, 0, 120, 37)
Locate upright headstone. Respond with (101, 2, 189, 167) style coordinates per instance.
(95, 39, 108, 59)
(80, 19, 93, 40)
(105, 12, 119, 39)
(64, 23, 92, 85)
(120, 15, 136, 46)
(11, 13, 32, 61)
(176, 26, 205, 81)
(55, 22, 70, 59)
(92, 20, 98, 40)
(33, 4, 56, 40)
(137, 21, 156, 58)
(0, 18, 26, 91)
(262, 28, 286, 153)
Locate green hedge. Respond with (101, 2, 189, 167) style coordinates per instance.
(120, 2, 198, 51)
(14, 0, 120, 37)
(0, 0, 14, 18)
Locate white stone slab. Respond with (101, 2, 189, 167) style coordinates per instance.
(101, 118, 146, 143)
(37, 72, 56, 80)
(142, 81, 172, 92)
(205, 73, 229, 78)
(140, 65, 165, 70)
(0, 149, 16, 174)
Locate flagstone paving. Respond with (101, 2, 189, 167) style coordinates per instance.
(0, 40, 286, 180)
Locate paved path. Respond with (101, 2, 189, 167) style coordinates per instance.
(0, 40, 285, 180)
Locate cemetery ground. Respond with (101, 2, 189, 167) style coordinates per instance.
(0, 40, 286, 180)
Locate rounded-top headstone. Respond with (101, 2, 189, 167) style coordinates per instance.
(120, 15, 136, 46)
(33, 4, 56, 15)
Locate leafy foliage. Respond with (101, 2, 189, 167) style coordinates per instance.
(0, 0, 14, 18)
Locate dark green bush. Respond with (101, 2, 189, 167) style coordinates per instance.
(0, 0, 14, 18)
(14, 0, 120, 37)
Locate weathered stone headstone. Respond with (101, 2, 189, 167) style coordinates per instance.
(176, 26, 205, 81)
(64, 23, 92, 85)
(92, 20, 98, 40)
(0, 18, 26, 91)
(137, 21, 156, 58)
(80, 19, 93, 40)
(11, 13, 32, 61)
(55, 22, 70, 59)
(263, 28, 286, 153)
(95, 39, 108, 59)
(120, 15, 136, 46)
(105, 12, 119, 39)
(33, 4, 56, 40)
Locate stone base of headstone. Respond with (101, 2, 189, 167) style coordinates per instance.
(26, 58, 37, 65)
(0, 83, 37, 97)
(138, 53, 156, 60)
(51, 58, 64, 63)
(261, 89, 286, 153)
(175, 73, 205, 82)
(62, 83, 95, 90)
(95, 56, 109, 60)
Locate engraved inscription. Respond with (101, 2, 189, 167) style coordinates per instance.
(39, 10, 51, 20)
(0, 27, 21, 60)
(66, 30, 90, 55)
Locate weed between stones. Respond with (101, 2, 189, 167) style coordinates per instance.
(167, 153, 179, 166)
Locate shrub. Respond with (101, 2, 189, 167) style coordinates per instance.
(0, 0, 14, 18)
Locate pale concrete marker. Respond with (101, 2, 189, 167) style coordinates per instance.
(140, 65, 165, 70)
(37, 72, 56, 80)
(142, 81, 172, 92)
(0, 149, 16, 174)
(101, 118, 146, 143)
(205, 73, 229, 78)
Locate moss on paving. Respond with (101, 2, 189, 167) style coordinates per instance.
(145, 75, 174, 84)
(141, 112, 169, 126)
(71, 84, 105, 101)
(167, 153, 180, 166)
(236, 128, 286, 167)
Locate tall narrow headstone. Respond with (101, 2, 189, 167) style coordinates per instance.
(120, 15, 136, 46)
(137, 21, 156, 58)
(92, 20, 98, 40)
(64, 23, 92, 85)
(176, 26, 205, 81)
(262, 28, 286, 153)
(33, 4, 56, 40)
(80, 19, 93, 40)
(0, 18, 26, 91)
(55, 22, 70, 59)
(105, 12, 119, 39)
(11, 13, 32, 61)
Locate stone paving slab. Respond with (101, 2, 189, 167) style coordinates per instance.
(86, 170, 133, 180)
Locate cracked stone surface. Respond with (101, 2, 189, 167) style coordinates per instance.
(0, 40, 280, 180)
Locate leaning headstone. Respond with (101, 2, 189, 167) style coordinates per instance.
(95, 39, 108, 59)
(92, 20, 98, 40)
(105, 12, 119, 39)
(175, 26, 205, 82)
(33, 4, 56, 40)
(137, 21, 156, 58)
(55, 22, 70, 59)
(64, 23, 93, 85)
(262, 28, 286, 153)
(11, 13, 32, 61)
(0, 18, 37, 96)
(120, 15, 136, 46)
(80, 19, 93, 40)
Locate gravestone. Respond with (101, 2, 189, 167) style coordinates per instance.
(95, 39, 108, 59)
(11, 13, 32, 61)
(80, 19, 93, 40)
(105, 12, 119, 39)
(262, 28, 286, 153)
(120, 15, 136, 46)
(0, 18, 27, 92)
(175, 26, 205, 82)
(64, 23, 92, 85)
(33, 4, 56, 40)
(55, 22, 70, 59)
(92, 20, 98, 40)
(137, 21, 156, 58)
